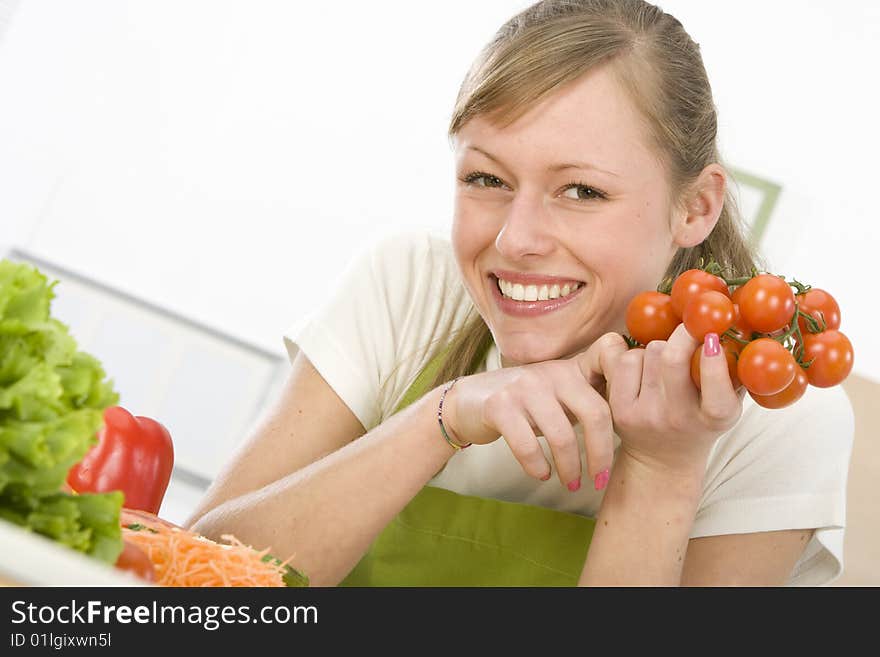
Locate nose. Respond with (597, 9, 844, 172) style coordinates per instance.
(494, 187, 556, 259)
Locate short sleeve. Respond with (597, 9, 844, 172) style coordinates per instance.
(692, 384, 855, 586)
(283, 229, 471, 433)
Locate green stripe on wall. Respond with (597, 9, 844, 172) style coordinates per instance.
(730, 167, 782, 248)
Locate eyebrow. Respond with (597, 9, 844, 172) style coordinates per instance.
(467, 145, 620, 178)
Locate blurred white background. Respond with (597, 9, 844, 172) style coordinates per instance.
(1, 1, 878, 530)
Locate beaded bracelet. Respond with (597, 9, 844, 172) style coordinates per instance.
(438, 377, 471, 451)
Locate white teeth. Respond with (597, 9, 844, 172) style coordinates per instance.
(498, 277, 581, 301)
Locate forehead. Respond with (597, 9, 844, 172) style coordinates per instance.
(455, 65, 659, 177)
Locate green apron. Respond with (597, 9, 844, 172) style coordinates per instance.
(340, 343, 597, 586)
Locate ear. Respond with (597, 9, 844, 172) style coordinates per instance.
(670, 164, 727, 248)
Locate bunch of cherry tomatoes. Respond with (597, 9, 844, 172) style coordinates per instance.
(624, 264, 854, 409)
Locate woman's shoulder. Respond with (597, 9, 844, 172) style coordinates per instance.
(361, 226, 451, 260)
(368, 228, 472, 330)
(362, 228, 475, 420)
(364, 227, 459, 282)
(283, 227, 471, 431)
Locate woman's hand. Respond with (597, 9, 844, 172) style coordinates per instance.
(442, 323, 743, 489)
(441, 333, 628, 490)
(600, 324, 745, 477)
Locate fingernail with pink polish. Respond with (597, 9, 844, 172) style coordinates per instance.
(594, 468, 610, 491)
(567, 477, 581, 492)
(540, 472, 552, 481)
(704, 332, 720, 357)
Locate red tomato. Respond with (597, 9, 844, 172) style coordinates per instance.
(120, 507, 182, 532)
(737, 274, 796, 333)
(796, 288, 841, 334)
(683, 291, 735, 341)
(625, 291, 679, 345)
(801, 330, 854, 387)
(736, 338, 797, 396)
(749, 368, 808, 409)
(115, 540, 156, 583)
(690, 340, 741, 390)
(670, 269, 730, 318)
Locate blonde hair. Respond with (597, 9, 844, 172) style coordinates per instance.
(397, 0, 761, 398)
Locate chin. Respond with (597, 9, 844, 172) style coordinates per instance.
(497, 338, 567, 367)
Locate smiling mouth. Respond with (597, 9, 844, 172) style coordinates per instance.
(491, 274, 585, 302)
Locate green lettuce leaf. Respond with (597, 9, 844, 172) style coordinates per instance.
(0, 488, 124, 562)
(0, 409, 104, 494)
(0, 258, 122, 565)
(0, 259, 55, 324)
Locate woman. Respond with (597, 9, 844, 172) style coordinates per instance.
(187, 0, 853, 586)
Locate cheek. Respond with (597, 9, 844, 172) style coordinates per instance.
(603, 204, 674, 273)
(452, 196, 497, 261)
(582, 211, 675, 304)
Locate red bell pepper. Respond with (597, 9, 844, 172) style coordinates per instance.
(67, 406, 174, 514)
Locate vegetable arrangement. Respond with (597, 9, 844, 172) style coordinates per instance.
(71, 416, 309, 586)
(0, 260, 123, 564)
(625, 262, 854, 409)
(0, 258, 308, 587)
(119, 508, 308, 587)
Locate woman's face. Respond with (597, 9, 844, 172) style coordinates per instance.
(452, 65, 681, 367)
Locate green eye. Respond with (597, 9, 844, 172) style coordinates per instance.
(462, 171, 505, 188)
(561, 184, 606, 201)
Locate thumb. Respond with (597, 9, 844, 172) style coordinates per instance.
(571, 332, 629, 391)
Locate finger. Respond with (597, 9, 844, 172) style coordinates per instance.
(523, 394, 582, 490)
(556, 375, 614, 487)
(494, 408, 552, 481)
(572, 332, 629, 392)
(608, 347, 644, 411)
(699, 333, 742, 430)
(638, 340, 666, 406)
(659, 323, 701, 408)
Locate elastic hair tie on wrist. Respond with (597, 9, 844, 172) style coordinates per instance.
(438, 377, 471, 451)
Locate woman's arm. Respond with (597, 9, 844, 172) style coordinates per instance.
(577, 325, 741, 585)
(579, 452, 813, 586)
(577, 325, 818, 585)
(681, 529, 814, 586)
(186, 351, 457, 586)
(579, 452, 704, 586)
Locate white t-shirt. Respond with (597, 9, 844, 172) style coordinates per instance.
(284, 229, 855, 586)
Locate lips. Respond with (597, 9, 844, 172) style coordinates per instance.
(488, 273, 585, 317)
(490, 269, 584, 287)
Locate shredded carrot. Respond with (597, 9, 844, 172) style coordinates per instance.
(121, 519, 294, 587)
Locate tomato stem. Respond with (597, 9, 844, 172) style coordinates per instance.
(770, 302, 815, 368)
(789, 279, 812, 295)
(723, 276, 754, 287)
(704, 260, 724, 277)
(656, 276, 674, 295)
(797, 309, 825, 334)
(722, 329, 751, 345)
(773, 306, 800, 344)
